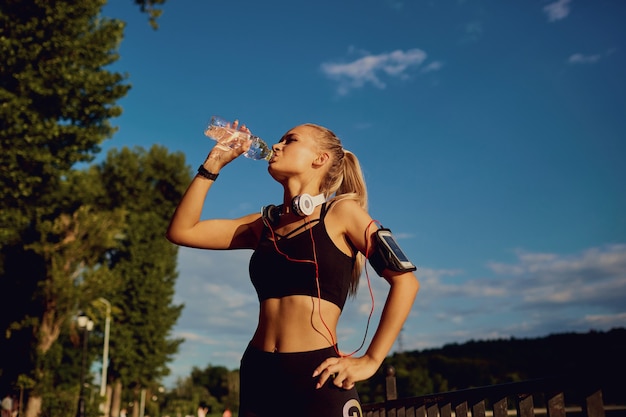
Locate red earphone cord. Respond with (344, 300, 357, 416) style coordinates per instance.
(265, 217, 380, 358)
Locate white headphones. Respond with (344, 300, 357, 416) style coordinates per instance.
(262, 193, 326, 225)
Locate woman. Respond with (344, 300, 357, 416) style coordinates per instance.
(166, 120, 419, 417)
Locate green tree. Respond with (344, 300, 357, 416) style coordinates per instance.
(95, 145, 189, 417)
(0, 1, 171, 416)
(0, 1, 130, 416)
(168, 376, 211, 417)
(189, 364, 240, 412)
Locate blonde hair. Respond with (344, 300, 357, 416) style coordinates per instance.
(303, 123, 368, 295)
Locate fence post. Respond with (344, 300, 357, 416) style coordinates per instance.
(547, 391, 566, 417)
(385, 365, 398, 401)
(385, 365, 398, 417)
(585, 391, 605, 417)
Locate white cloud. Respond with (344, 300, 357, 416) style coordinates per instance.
(482, 245, 626, 311)
(173, 248, 258, 333)
(175, 331, 220, 345)
(568, 53, 602, 64)
(393, 232, 415, 240)
(578, 312, 626, 328)
(543, 0, 572, 22)
(402, 244, 626, 346)
(321, 48, 435, 95)
(421, 61, 444, 74)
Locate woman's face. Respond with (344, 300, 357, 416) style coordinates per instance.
(268, 125, 321, 180)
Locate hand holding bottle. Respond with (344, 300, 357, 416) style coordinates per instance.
(202, 119, 252, 173)
(204, 116, 273, 161)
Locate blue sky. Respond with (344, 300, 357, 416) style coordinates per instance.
(100, 0, 625, 388)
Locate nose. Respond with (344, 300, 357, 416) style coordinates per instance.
(272, 143, 282, 152)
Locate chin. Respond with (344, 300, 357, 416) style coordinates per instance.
(267, 166, 288, 183)
(267, 165, 279, 179)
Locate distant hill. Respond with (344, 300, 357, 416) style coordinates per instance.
(356, 328, 625, 405)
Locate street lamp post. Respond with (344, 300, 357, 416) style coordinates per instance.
(97, 298, 111, 398)
(97, 298, 112, 417)
(76, 313, 94, 417)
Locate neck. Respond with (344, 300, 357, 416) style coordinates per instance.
(282, 177, 322, 206)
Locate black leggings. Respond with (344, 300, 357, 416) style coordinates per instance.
(239, 344, 362, 417)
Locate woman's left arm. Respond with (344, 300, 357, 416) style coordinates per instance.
(361, 269, 420, 372)
(313, 200, 420, 389)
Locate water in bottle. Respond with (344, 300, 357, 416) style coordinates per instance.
(204, 116, 273, 161)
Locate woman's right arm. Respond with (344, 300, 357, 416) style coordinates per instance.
(166, 125, 262, 250)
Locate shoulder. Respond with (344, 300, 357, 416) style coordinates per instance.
(327, 197, 365, 217)
(326, 198, 373, 242)
(230, 212, 265, 248)
(323, 198, 369, 256)
(325, 198, 369, 227)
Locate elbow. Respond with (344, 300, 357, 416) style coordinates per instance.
(398, 271, 420, 298)
(165, 231, 176, 245)
(412, 275, 420, 296)
(405, 273, 420, 297)
(165, 228, 182, 246)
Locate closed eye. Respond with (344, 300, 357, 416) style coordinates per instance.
(279, 134, 297, 144)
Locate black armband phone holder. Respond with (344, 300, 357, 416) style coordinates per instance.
(368, 228, 417, 276)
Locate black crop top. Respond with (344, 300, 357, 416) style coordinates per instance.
(249, 203, 355, 311)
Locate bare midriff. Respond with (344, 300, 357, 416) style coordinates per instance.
(249, 295, 341, 353)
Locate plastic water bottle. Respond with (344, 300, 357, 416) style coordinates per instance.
(204, 116, 273, 161)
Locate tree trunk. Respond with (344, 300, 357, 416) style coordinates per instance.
(103, 384, 113, 417)
(131, 399, 139, 417)
(110, 380, 122, 417)
(24, 395, 42, 417)
(23, 309, 63, 417)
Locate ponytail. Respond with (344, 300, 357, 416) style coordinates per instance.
(333, 150, 367, 211)
(335, 150, 368, 295)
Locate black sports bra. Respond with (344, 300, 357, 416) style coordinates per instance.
(248, 203, 355, 310)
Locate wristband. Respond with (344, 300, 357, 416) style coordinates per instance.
(197, 164, 219, 181)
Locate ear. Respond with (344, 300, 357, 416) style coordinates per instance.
(313, 151, 330, 167)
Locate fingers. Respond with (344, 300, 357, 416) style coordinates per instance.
(312, 358, 355, 390)
(312, 357, 337, 378)
(314, 369, 333, 389)
(320, 370, 355, 390)
(231, 119, 251, 133)
(341, 380, 356, 390)
(206, 141, 244, 165)
(312, 357, 337, 389)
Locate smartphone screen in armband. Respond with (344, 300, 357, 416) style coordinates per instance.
(369, 228, 417, 275)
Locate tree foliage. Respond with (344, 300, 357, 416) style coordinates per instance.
(133, 0, 167, 29)
(0, 2, 130, 414)
(0, 0, 130, 246)
(0, 1, 182, 416)
(0, 144, 191, 416)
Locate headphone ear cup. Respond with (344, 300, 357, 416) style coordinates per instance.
(291, 194, 310, 216)
(292, 193, 325, 217)
(291, 196, 301, 216)
(262, 204, 282, 226)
